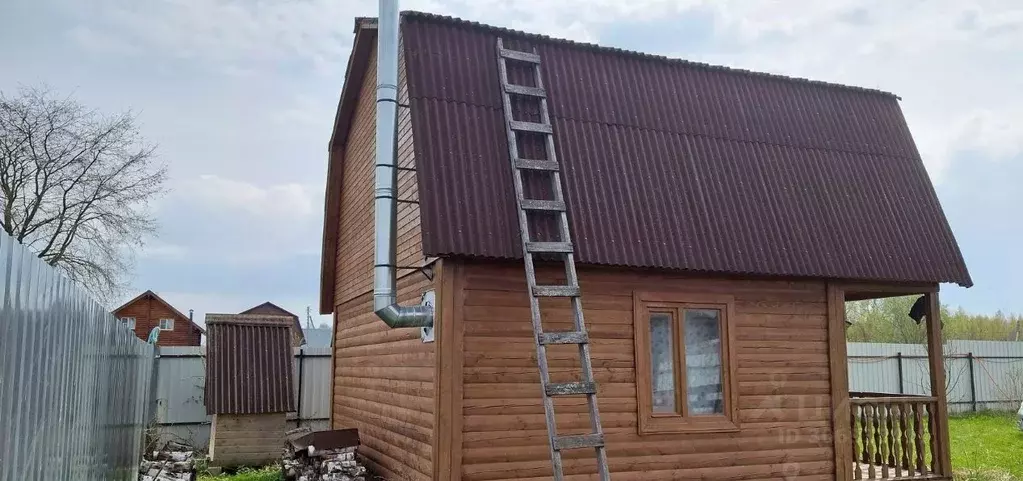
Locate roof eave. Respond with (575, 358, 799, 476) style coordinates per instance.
(320, 21, 379, 315)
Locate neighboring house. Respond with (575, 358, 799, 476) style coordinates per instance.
(114, 290, 204, 346)
(320, 12, 971, 481)
(239, 302, 306, 347)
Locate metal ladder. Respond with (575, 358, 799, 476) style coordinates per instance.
(495, 38, 611, 481)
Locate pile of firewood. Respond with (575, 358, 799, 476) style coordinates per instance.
(282, 427, 366, 481)
(138, 441, 197, 481)
(283, 445, 366, 481)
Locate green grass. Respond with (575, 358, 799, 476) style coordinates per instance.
(191, 414, 1022, 481)
(950, 412, 1023, 480)
(198, 465, 282, 481)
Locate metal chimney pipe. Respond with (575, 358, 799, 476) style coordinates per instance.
(373, 0, 433, 328)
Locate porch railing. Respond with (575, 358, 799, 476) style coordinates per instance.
(849, 393, 948, 480)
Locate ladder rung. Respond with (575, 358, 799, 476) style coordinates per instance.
(519, 199, 565, 212)
(553, 433, 605, 451)
(539, 331, 589, 345)
(532, 285, 580, 297)
(514, 158, 559, 171)
(505, 84, 547, 97)
(525, 241, 573, 253)
(546, 381, 596, 396)
(500, 48, 541, 64)
(509, 121, 553, 134)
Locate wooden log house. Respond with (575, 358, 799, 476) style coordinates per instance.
(319, 12, 972, 481)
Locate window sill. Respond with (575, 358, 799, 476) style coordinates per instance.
(639, 416, 740, 435)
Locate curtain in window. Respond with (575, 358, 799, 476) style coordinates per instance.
(684, 309, 723, 415)
(649, 313, 675, 413)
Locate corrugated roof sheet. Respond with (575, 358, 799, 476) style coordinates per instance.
(204, 315, 296, 415)
(400, 12, 972, 286)
(239, 302, 306, 346)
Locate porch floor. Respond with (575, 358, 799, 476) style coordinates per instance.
(854, 462, 948, 480)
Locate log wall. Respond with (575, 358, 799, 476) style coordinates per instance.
(453, 261, 835, 481)
(209, 413, 287, 467)
(333, 40, 424, 306)
(332, 272, 436, 481)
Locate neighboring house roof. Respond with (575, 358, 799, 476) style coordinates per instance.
(113, 290, 205, 334)
(204, 314, 296, 415)
(321, 12, 971, 311)
(239, 302, 306, 346)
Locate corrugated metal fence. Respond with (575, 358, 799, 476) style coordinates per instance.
(0, 230, 154, 481)
(150, 340, 1023, 449)
(153, 347, 331, 448)
(849, 341, 1023, 413)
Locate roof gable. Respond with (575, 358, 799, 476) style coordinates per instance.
(320, 12, 971, 307)
(113, 290, 206, 334)
(240, 301, 298, 319)
(240, 302, 305, 345)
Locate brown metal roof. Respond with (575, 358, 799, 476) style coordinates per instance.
(204, 314, 295, 415)
(319, 12, 972, 312)
(399, 12, 971, 287)
(239, 302, 306, 346)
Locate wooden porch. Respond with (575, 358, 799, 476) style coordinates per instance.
(849, 393, 947, 480)
(832, 289, 953, 481)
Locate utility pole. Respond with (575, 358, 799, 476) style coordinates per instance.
(306, 306, 315, 330)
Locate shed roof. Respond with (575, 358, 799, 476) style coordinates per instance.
(204, 314, 295, 415)
(321, 12, 971, 311)
(239, 301, 306, 346)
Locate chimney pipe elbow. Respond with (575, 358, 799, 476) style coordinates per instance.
(374, 302, 434, 329)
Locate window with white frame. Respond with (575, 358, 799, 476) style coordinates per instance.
(159, 318, 175, 330)
(120, 317, 136, 329)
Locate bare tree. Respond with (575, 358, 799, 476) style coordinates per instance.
(0, 86, 166, 301)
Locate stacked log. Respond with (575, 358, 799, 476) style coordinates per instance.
(282, 445, 366, 481)
(138, 442, 197, 481)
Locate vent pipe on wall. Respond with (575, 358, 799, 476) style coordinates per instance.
(373, 0, 433, 328)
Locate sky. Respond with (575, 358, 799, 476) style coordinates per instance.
(1, 0, 1021, 328)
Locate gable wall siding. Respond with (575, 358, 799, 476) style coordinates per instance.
(331, 271, 436, 481)
(329, 37, 434, 481)
(115, 298, 200, 347)
(454, 261, 835, 480)
(333, 41, 424, 306)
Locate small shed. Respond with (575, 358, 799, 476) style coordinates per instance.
(205, 314, 296, 467)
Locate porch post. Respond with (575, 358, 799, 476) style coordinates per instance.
(925, 292, 953, 477)
(827, 283, 852, 481)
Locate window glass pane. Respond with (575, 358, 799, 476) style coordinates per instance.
(160, 319, 174, 330)
(649, 312, 676, 413)
(684, 309, 724, 415)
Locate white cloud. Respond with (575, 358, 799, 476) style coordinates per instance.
(156, 175, 323, 264)
(67, 0, 1023, 181)
(139, 241, 188, 260)
(181, 174, 317, 219)
(66, 25, 140, 55)
(64, 0, 439, 74)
